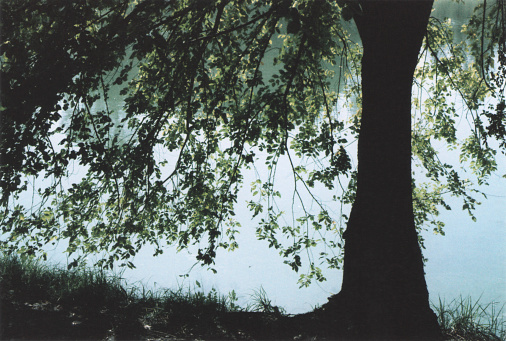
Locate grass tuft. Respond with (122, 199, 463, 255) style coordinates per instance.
(432, 295, 505, 340)
(249, 286, 286, 314)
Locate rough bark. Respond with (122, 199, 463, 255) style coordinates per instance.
(323, 2, 442, 340)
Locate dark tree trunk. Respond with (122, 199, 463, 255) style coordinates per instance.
(324, 2, 442, 340)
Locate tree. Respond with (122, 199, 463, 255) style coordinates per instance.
(322, 2, 442, 339)
(1, 0, 504, 339)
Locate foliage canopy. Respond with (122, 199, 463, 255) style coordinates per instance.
(1, 0, 504, 284)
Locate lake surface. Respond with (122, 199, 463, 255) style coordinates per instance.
(111, 171, 505, 314)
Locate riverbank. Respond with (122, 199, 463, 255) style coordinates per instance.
(1, 256, 504, 340)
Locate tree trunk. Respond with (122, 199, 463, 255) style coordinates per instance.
(325, 2, 442, 339)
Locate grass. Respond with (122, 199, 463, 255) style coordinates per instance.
(432, 296, 505, 341)
(1, 254, 504, 340)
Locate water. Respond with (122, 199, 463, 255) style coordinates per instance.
(424, 180, 506, 307)
(114, 171, 504, 314)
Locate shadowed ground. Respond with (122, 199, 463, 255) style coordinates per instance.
(2, 296, 330, 340)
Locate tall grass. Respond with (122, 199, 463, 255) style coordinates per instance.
(0, 255, 241, 310)
(0, 254, 244, 339)
(432, 296, 505, 340)
(0, 254, 129, 310)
